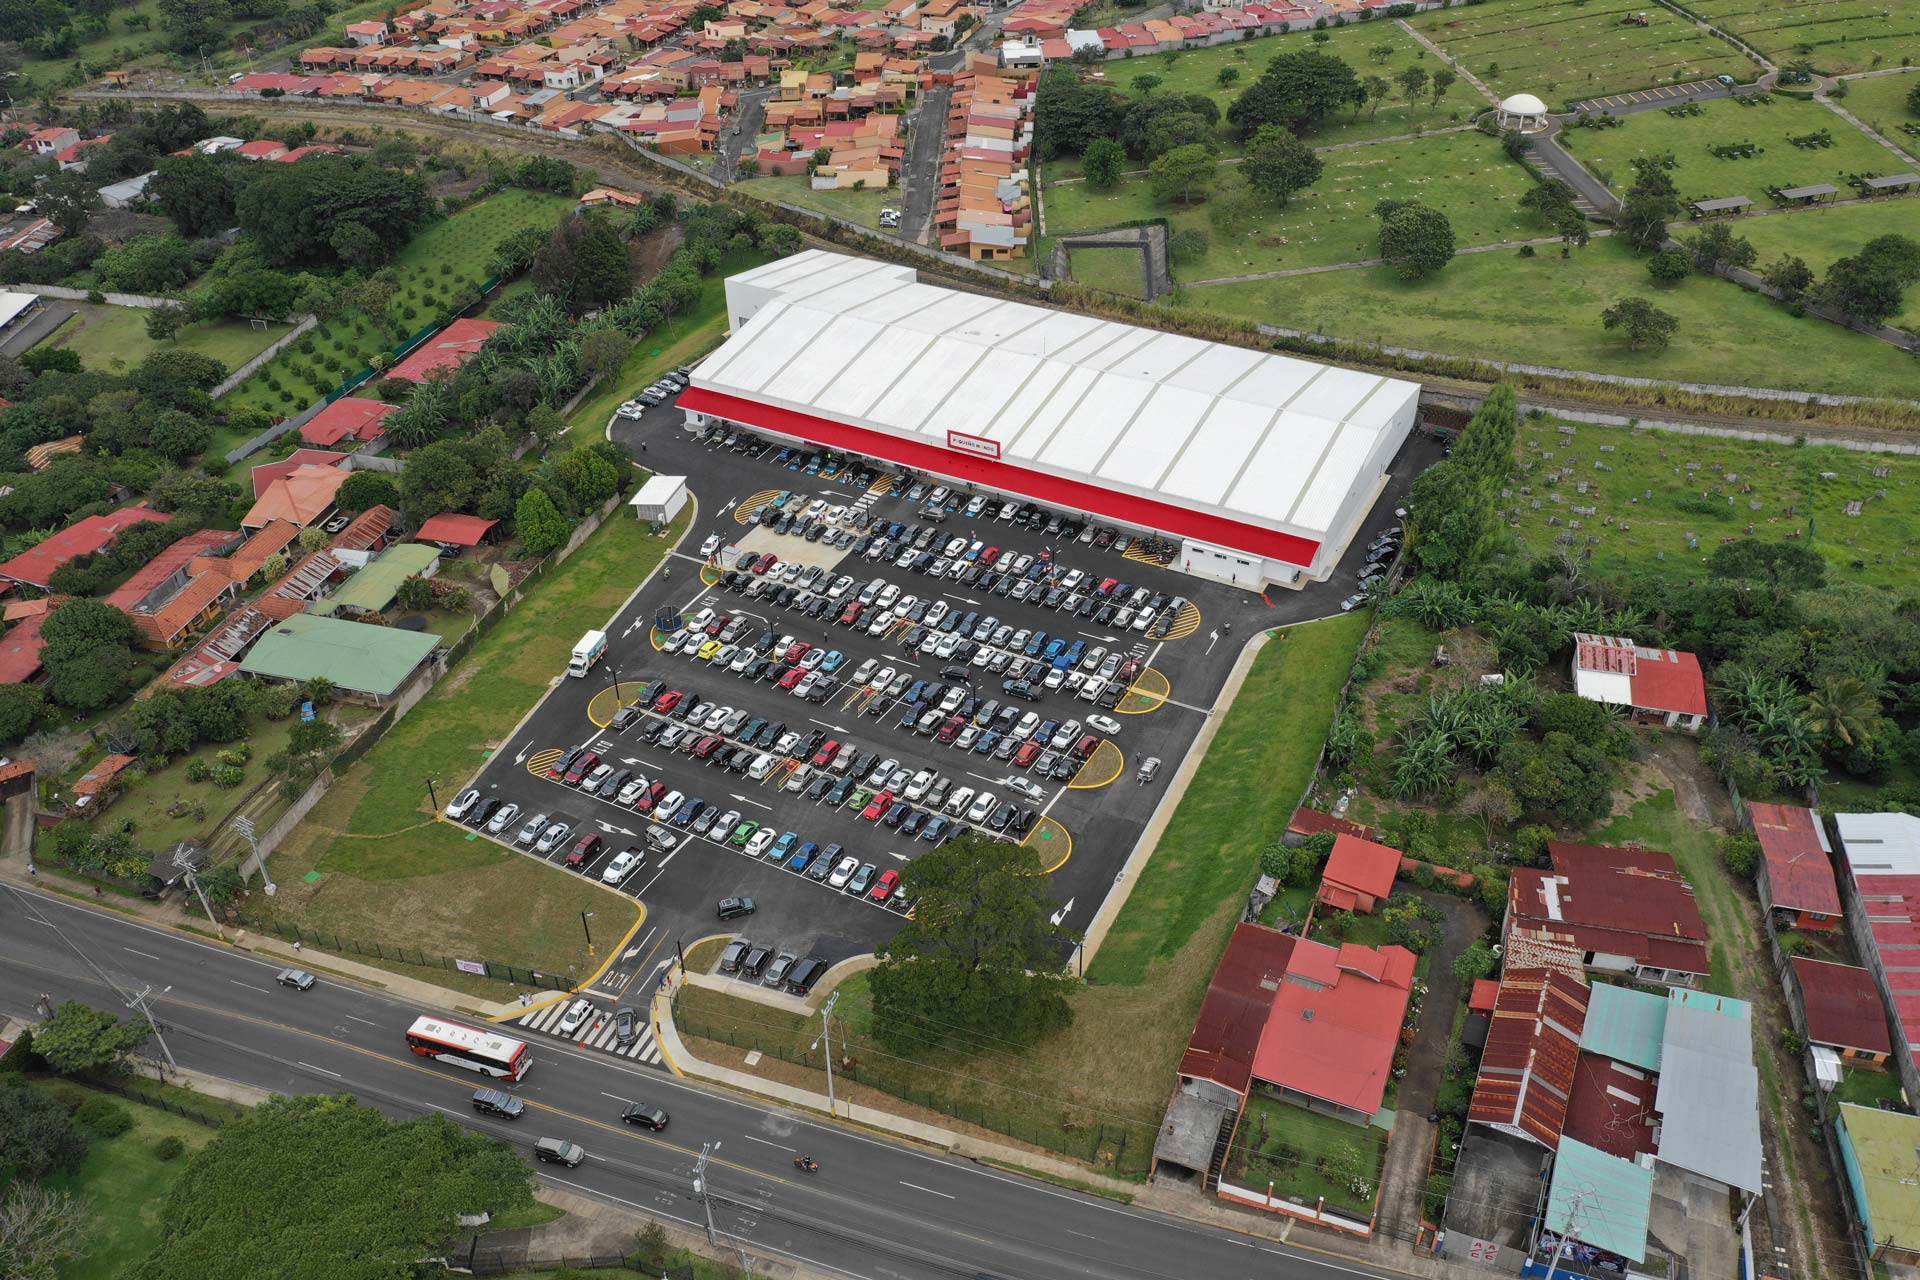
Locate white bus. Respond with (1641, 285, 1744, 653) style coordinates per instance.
(404, 1016, 531, 1081)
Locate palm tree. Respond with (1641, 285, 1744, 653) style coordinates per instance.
(1801, 675, 1879, 748)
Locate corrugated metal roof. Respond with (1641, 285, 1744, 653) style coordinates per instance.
(1544, 1137, 1653, 1262)
(1791, 958, 1893, 1056)
(1654, 992, 1762, 1193)
(238, 613, 441, 697)
(1468, 969, 1590, 1149)
(1579, 983, 1668, 1072)
(1834, 812, 1920, 1057)
(1177, 922, 1295, 1098)
(1837, 1105, 1920, 1251)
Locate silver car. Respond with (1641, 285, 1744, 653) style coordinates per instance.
(516, 812, 550, 846)
(485, 802, 521, 834)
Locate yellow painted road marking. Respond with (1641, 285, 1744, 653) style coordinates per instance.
(735, 489, 783, 526)
(1160, 602, 1203, 642)
(1117, 668, 1170, 715)
(1067, 739, 1124, 790)
(867, 473, 895, 495)
(700, 564, 722, 586)
(527, 748, 566, 778)
(648, 629, 669, 652)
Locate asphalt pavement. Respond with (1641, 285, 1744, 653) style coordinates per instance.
(0, 881, 1414, 1280)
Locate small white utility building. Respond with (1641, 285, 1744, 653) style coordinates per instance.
(629, 475, 688, 523)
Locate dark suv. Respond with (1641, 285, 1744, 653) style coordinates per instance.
(472, 1088, 524, 1119)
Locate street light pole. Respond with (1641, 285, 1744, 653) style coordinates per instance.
(692, 1141, 720, 1245)
(579, 910, 596, 957)
(426, 779, 439, 816)
(811, 990, 840, 1119)
(608, 661, 622, 702)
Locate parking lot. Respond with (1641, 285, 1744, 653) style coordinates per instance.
(448, 387, 1436, 1034)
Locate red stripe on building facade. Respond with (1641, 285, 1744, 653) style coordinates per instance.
(678, 386, 1322, 569)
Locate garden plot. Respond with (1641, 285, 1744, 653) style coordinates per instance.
(1411, 0, 1749, 105)
(1556, 94, 1907, 205)
(1686, 0, 1920, 76)
(1045, 129, 1535, 280)
(221, 189, 573, 417)
(1504, 420, 1920, 589)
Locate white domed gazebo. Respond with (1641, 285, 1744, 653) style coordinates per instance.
(1497, 92, 1550, 133)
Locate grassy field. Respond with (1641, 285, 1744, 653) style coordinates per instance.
(1225, 1092, 1388, 1212)
(221, 190, 575, 419)
(1411, 0, 1751, 103)
(261, 503, 687, 991)
(46, 305, 291, 378)
(1068, 245, 1151, 297)
(1507, 420, 1920, 588)
(44, 1082, 224, 1280)
(1047, 129, 1535, 280)
(1180, 234, 1920, 397)
(677, 613, 1369, 1172)
(1686, 0, 1920, 76)
(1833, 67, 1920, 135)
(741, 175, 898, 230)
(1557, 95, 1908, 205)
(110, 715, 300, 854)
(1721, 201, 1920, 331)
(562, 247, 779, 446)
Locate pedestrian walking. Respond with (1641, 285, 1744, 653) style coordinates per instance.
(640, 442, 648, 453)
(292, 939, 302, 954)
(92, 886, 103, 899)
(25, 861, 35, 877)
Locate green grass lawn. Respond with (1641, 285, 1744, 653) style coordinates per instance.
(1225, 1092, 1388, 1212)
(740, 174, 899, 229)
(1180, 234, 1920, 397)
(1833, 67, 1920, 136)
(1557, 95, 1909, 206)
(44, 1082, 224, 1280)
(1411, 0, 1751, 104)
(261, 501, 687, 990)
(110, 714, 300, 854)
(1686, 0, 1920, 76)
(1725, 200, 1920, 331)
(1832, 1066, 1908, 1109)
(1068, 245, 1151, 297)
(46, 305, 291, 378)
(676, 613, 1368, 1175)
(1047, 130, 1535, 281)
(221, 190, 575, 419)
(1506, 420, 1920, 588)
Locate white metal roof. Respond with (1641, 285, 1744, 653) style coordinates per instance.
(1653, 992, 1762, 1195)
(702, 251, 1419, 545)
(0, 292, 37, 331)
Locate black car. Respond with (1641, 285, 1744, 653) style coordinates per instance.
(612, 704, 645, 731)
(1002, 679, 1039, 701)
(471, 797, 501, 827)
(716, 896, 756, 920)
(827, 776, 855, 805)
(806, 774, 833, 801)
(597, 768, 631, 799)
(1011, 806, 1037, 835)
(473, 1088, 525, 1119)
(621, 1103, 669, 1131)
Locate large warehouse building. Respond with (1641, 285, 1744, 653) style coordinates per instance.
(679, 252, 1419, 588)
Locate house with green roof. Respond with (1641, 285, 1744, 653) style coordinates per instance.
(310, 543, 441, 618)
(1835, 1103, 1920, 1266)
(239, 613, 442, 705)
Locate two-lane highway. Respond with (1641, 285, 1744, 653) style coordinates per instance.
(0, 883, 1401, 1280)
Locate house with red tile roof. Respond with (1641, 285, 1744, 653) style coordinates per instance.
(298, 397, 398, 448)
(1317, 833, 1400, 915)
(71, 752, 137, 806)
(1507, 841, 1711, 988)
(1570, 632, 1708, 730)
(416, 513, 499, 549)
(1787, 957, 1894, 1080)
(1468, 969, 1591, 1149)
(104, 528, 245, 649)
(1174, 921, 1298, 1106)
(243, 464, 351, 530)
(251, 449, 350, 499)
(1249, 934, 1416, 1126)
(0, 506, 170, 590)
(0, 603, 58, 684)
(387, 318, 502, 383)
(1287, 806, 1376, 843)
(236, 139, 290, 160)
(1749, 802, 1842, 931)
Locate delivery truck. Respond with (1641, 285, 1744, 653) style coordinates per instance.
(568, 629, 608, 678)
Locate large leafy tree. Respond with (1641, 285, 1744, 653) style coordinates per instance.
(0, 1085, 89, 1181)
(1600, 296, 1679, 351)
(1082, 137, 1124, 189)
(1241, 126, 1322, 207)
(31, 999, 151, 1075)
(235, 156, 433, 268)
(1227, 48, 1364, 138)
(1034, 66, 1124, 158)
(1377, 199, 1455, 279)
(531, 213, 633, 315)
(131, 1094, 533, 1280)
(1117, 92, 1219, 162)
(869, 834, 1077, 1052)
(514, 486, 569, 555)
(1816, 233, 1920, 325)
(1147, 143, 1218, 204)
(39, 600, 142, 712)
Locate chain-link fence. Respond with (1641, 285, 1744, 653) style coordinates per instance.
(241, 918, 575, 990)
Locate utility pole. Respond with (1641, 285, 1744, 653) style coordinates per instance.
(692, 1142, 720, 1245)
(233, 815, 274, 896)
(175, 847, 224, 938)
(607, 660, 623, 702)
(127, 985, 179, 1077)
(1540, 1189, 1583, 1280)
(811, 990, 840, 1118)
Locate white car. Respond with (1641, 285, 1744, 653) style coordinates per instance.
(617, 400, 645, 419)
(1086, 714, 1123, 736)
(946, 785, 976, 815)
(516, 812, 549, 845)
(1013, 712, 1041, 741)
(825, 505, 847, 525)
(828, 855, 860, 888)
(445, 788, 480, 821)
(924, 601, 948, 626)
(852, 657, 879, 685)
(748, 753, 777, 780)
(871, 665, 895, 691)
(657, 790, 686, 819)
(601, 848, 643, 885)
(805, 498, 827, 519)
(943, 537, 968, 558)
(729, 648, 756, 673)
(557, 998, 595, 1035)
(615, 779, 648, 806)
(700, 534, 723, 557)
(966, 790, 997, 823)
(485, 802, 520, 833)
(686, 607, 715, 632)
(1005, 776, 1046, 802)
(745, 828, 778, 858)
(535, 821, 572, 853)
(1052, 719, 1082, 750)
(905, 769, 935, 800)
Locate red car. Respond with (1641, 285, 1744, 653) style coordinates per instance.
(1095, 577, 1119, 599)
(784, 641, 811, 663)
(704, 613, 732, 638)
(752, 554, 777, 575)
(811, 738, 841, 767)
(778, 666, 806, 690)
(979, 546, 1000, 566)
(838, 602, 864, 626)
(692, 734, 723, 760)
(936, 715, 965, 744)
(563, 752, 600, 784)
(566, 833, 604, 868)
(635, 781, 668, 812)
(869, 868, 900, 902)
(1014, 740, 1042, 768)
(652, 689, 684, 713)
(860, 789, 895, 821)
